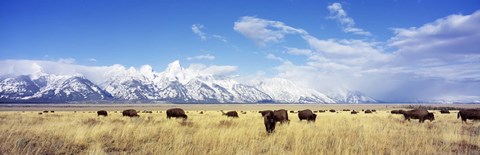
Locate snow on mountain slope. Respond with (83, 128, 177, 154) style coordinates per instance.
(256, 78, 335, 103)
(327, 88, 378, 103)
(0, 60, 381, 103)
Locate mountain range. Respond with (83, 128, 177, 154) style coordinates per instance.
(0, 60, 378, 103)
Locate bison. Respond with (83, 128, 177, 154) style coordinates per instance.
(298, 109, 317, 122)
(273, 109, 290, 124)
(391, 110, 405, 114)
(365, 110, 372, 114)
(199, 111, 204, 114)
(318, 110, 326, 113)
(97, 110, 108, 116)
(440, 109, 450, 114)
(166, 108, 188, 119)
(222, 111, 239, 118)
(264, 111, 276, 133)
(329, 109, 336, 113)
(122, 109, 139, 117)
(402, 109, 435, 123)
(342, 109, 351, 111)
(351, 110, 358, 114)
(259, 110, 274, 117)
(290, 110, 295, 113)
(458, 109, 480, 123)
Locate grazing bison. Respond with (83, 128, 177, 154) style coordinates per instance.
(97, 110, 108, 116)
(440, 109, 450, 114)
(391, 110, 405, 114)
(166, 108, 188, 119)
(241, 111, 247, 114)
(342, 109, 351, 111)
(199, 111, 204, 114)
(371, 109, 376, 112)
(38, 112, 43, 115)
(43, 111, 48, 113)
(318, 110, 326, 113)
(122, 109, 139, 117)
(402, 109, 435, 123)
(223, 111, 239, 118)
(264, 111, 276, 133)
(458, 109, 480, 123)
(290, 110, 295, 113)
(259, 110, 274, 117)
(365, 110, 372, 114)
(351, 110, 358, 114)
(273, 109, 290, 124)
(298, 109, 317, 122)
(329, 109, 336, 113)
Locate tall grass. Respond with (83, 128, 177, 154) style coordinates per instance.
(0, 110, 478, 154)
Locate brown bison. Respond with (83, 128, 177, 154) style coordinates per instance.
(259, 110, 274, 117)
(298, 109, 317, 122)
(365, 110, 372, 114)
(273, 109, 290, 124)
(318, 110, 326, 113)
(351, 110, 358, 114)
(342, 109, 351, 111)
(43, 111, 48, 113)
(329, 109, 336, 113)
(97, 110, 108, 116)
(122, 109, 139, 117)
(391, 110, 402, 114)
(199, 111, 204, 114)
(440, 109, 450, 114)
(371, 109, 376, 112)
(458, 109, 480, 123)
(402, 109, 435, 123)
(222, 111, 239, 118)
(264, 111, 276, 133)
(290, 110, 295, 113)
(166, 108, 188, 119)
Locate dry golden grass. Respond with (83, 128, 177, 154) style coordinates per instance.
(0, 110, 479, 155)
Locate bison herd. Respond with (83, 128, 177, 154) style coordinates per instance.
(36, 107, 480, 134)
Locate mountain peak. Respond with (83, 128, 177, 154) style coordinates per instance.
(166, 60, 183, 73)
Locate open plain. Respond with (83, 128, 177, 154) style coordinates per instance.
(0, 104, 479, 154)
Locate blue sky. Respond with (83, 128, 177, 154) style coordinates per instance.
(1, 0, 480, 101)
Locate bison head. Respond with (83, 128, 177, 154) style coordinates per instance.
(427, 113, 435, 121)
(264, 111, 276, 133)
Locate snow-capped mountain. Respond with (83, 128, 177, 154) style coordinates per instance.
(1, 74, 111, 102)
(326, 88, 378, 103)
(0, 60, 378, 103)
(255, 78, 335, 103)
(413, 96, 480, 104)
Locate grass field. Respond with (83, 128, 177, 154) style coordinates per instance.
(0, 107, 479, 154)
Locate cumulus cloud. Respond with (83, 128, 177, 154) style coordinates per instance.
(234, 16, 307, 46)
(234, 10, 480, 101)
(187, 54, 216, 61)
(191, 24, 207, 40)
(327, 3, 371, 36)
(285, 47, 312, 56)
(265, 53, 285, 62)
(57, 58, 76, 64)
(187, 63, 238, 76)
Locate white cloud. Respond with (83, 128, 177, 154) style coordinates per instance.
(234, 10, 480, 101)
(285, 47, 312, 56)
(187, 54, 216, 61)
(88, 58, 97, 62)
(212, 35, 228, 43)
(57, 58, 76, 64)
(390, 10, 480, 56)
(191, 24, 207, 40)
(234, 16, 307, 46)
(191, 24, 228, 42)
(327, 3, 371, 36)
(187, 63, 238, 76)
(265, 53, 285, 62)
